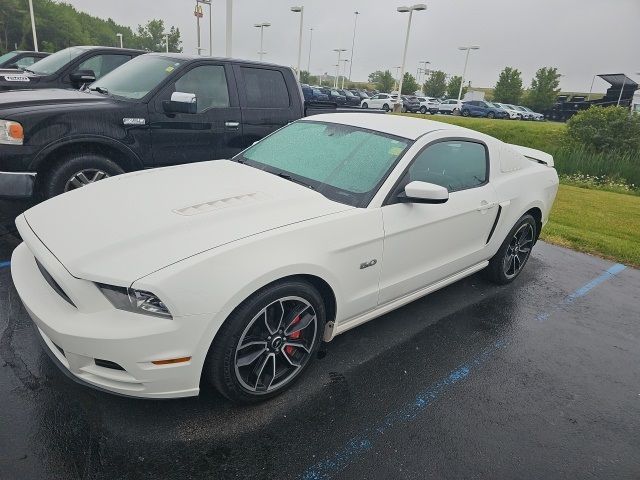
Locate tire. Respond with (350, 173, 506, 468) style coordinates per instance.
(401, 106, 407, 113)
(483, 214, 537, 285)
(487, 111, 495, 119)
(462, 109, 470, 117)
(362, 102, 368, 109)
(419, 106, 427, 114)
(382, 103, 390, 112)
(40, 153, 125, 199)
(205, 279, 326, 404)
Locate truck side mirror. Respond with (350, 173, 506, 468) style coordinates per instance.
(163, 91, 197, 114)
(70, 69, 96, 86)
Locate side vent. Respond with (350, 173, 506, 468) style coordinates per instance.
(173, 192, 269, 216)
(486, 206, 502, 244)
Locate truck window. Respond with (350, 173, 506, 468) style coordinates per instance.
(175, 65, 230, 112)
(77, 54, 131, 79)
(241, 67, 290, 108)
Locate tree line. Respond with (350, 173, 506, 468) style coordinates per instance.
(0, 0, 182, 54)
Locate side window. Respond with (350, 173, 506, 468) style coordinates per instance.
(174, 65, 230, 112)
(15, 56, 37, 68)
(405, 141, 488, 193)
(241, 67, 290, 108)
(77, 54, 131, 79)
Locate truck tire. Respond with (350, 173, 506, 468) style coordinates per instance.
(41, 153, 125, 199)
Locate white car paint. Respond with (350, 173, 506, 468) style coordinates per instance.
(437, 98, 463, 113)
(493, 102, 523, 119)
(415, 96, 440, 113)
(11, 113, 559, 399)
(360, 93, 398, 110)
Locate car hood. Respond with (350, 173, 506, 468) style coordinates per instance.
(22, 160, 352, 283)
(0, 88, 108, 110)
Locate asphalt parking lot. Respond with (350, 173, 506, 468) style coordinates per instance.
(0, 200, 639, 480)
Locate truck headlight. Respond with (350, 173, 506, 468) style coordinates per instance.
(0, 119, 24, 145)
(98, 284, 173, 318)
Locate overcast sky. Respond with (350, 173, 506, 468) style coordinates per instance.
(64, 0, 639, 92)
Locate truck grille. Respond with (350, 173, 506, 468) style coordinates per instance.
(34, 258, 76, 307)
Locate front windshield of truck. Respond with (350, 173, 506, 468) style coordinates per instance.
(28, 47, 85, 75)
(236, 120, 412, 207)
(90, 55, 185, 100)
(0, 51, 18, 65)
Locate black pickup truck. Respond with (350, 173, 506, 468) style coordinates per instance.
(0, 50, 49, 70)
(0, 46, 143, 92)
(0, 53, 360, 200)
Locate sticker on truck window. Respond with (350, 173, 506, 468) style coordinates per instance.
(3, 75, 30, 82)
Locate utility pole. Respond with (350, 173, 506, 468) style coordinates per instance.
(348, 11, 359, 80)
(307, 28, 313, 73)
(394, 4, 426, 110)
(195, 3, 204, 55)
(291, 6, 304, 80)
(28, 0, 38, 51)
(226, 0, 233, 57)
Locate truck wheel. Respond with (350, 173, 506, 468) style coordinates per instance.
(41, 153, 125, 199)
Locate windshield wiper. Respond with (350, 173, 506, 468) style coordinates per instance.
(276, 172, 315, 190)
(89, 86, 109, 95)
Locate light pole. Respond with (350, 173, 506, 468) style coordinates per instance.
(195, 3, 205, 55)
(255, 23, 271, 61)
(586, 74, 596, 102)
(226, 0, 233, 57)
(617, 75, 628, 107)
(116, 33, 123, 48)
(395, 65, 402, 92)
(394, 4, 427, 111)
(307, 28, 313, 73)
(417, 60, 429, 84)
(197, 0, 213, 56)
(290, 6, 304, 80)
(28, 0, 38, 51)
(164, 33, 170, 53)
(456, 45, 480, 104)
(333, 48, 346, 88)
(341, 59, 349, 89)
(348, 11, 360, 81)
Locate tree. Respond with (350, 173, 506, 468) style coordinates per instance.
(423, 70, 447, 98)
(446, 75, 467, 99)
(374, 70, 395, 93)
(567, 106, 640, 153)
(400, 72, 419, 95)
(368, 70, 385, 84)
(300, 70, 312, 83)
(136, 20, 182, 52)
(526, 67, 561, 112)
(493, 67, 523, 104)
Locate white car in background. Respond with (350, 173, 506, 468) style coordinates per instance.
(438, 98, 463, 114)
(361, 93, 398, 111)
(518, 106, 545, 121)
(415, 96, 440, 114)
(494, 103, 523, 119)
(12, 113, 558, 404)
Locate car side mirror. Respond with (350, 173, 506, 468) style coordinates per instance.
(70, 69, 96, 85)
(398, 181, 449, 204)
(163, 91, 197, 114)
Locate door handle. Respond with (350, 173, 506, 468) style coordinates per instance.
(477, 201, 497, 212)
(225, 121, 240, 129)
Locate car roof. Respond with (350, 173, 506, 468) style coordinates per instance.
(73, 46, 146, 53)
(301, 113, 469, 140)
(141, 52, 291, 69)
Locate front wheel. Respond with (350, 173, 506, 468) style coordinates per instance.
(487, 111, 495, 119)
(462, 109, 470, 117)
(419, 106, 427, 114)
(206, 279, 326, 404)
(362, 102, 368, 109)
(382, 103, 390, 112)
(483, 214, 537, 285)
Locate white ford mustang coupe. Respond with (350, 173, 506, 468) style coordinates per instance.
(11, 113, 558, 403)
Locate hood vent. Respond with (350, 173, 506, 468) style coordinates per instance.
(173, 192, 269, 216)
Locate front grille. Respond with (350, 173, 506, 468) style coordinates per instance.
(94, 359, 125, 371)
(34, 258, 76, 307)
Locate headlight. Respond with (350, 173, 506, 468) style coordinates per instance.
(98, 284, 173, 318)
(0, 119, 24, 145)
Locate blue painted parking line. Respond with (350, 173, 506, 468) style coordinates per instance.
(0, 260, 10, 269)
(299, 262, 627, 480)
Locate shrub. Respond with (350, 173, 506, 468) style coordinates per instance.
(566, 106, 640, 153)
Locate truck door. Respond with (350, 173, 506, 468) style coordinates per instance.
(149, 62, 243, 166)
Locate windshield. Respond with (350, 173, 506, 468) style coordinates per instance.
(28, 46, 85, 75)
(90, 56, 184, 99)
(0, 51, 19, 65)
(235, 121, 412, 207)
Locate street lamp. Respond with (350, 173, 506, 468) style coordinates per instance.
(28, 0, 38, 51)
(341, 59, 349, 89)
(197, 0, 213, 56)
(164, 33, 170, 53)
(307, 27, 313, 73)
(394, 4, 427, 111)
(348, 11, 360, 81)
(226, 0, 233, 57)
(333, 48, 347, 88)
(417, 60, 430, 84)
(254, 22, 271, 61)
(116, 33, 123, 48)
(395, 65, 402, 92)
(194, 3, 205, 55)
(456, 45, 480, 105)
(291, 6, 304, 81)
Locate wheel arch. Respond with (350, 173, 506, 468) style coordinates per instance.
(523, 206, 543, 242)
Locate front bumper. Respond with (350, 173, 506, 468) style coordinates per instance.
(0, 171, 35, 198)
(11, 233, 216, 399)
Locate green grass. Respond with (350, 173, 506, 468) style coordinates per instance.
(541, 185, 640, 267)
(553, 147, 640, 188)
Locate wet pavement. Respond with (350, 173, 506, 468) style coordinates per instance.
(0, 203, 639, 479)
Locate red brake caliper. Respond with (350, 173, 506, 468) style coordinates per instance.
(285, 315, 301, 356)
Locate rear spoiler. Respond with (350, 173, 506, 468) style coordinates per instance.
(509, 144, 555, 167)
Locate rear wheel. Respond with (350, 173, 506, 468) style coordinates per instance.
(462, 109, 470, 117)
(382, 103, 390, 112)
(419, 106, 427, 114)
(206, 279, 326, 404)
(40, 153, 124, 199)
(362, 102, 368, 109)
(487, 111, 495, 119)
(484, 214, 537, 285)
